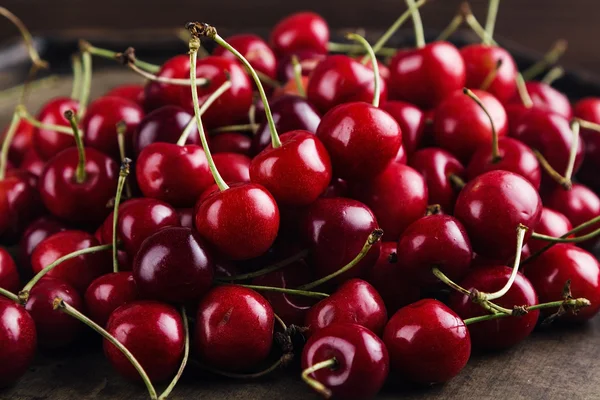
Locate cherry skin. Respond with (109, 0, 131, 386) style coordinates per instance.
(277, 50, 326, 82)
(177, 208, 194, 228)
(316, 102, 401, 181)
(381, 100, 425, 156)
(81, 96, 144, 160)
(84, 271, 138, 327)
(409, 148, 465, 214)
(0, 248, 19, 293)
(305, 278, 387, 337)
(352, 163, 428, 241)
(143, 55, 190, 112)
(511, 81, 572, 119)
(455, 170, 542, 260)
(32, 97, 79, 160)
(250, 130, 332, 206)
(528, 207, 573, 253)
(306, 55, 388, 114)
(467, 136, 541, 189)
(270, 11, 329, 56)
(136, 142, 212, 207)
(19, 216, 67, 274)
(2, 119, 34, 166)
(194, 285, 274, 371)
(389, 41, 466, 109)
(449, 265, 539, 350)
(105, 301, 184, 382)
(321, 177, 349, 199)
(526, 244, 600, 322)
(302, 322, 389, 400)
(301, 197, 380, 284)
(383, 299, 471, 385)
(213, 34, 277, 79)
(211, 132, 252, 156)
(39, 147, 118, 225)
(25, 277, 83, 349)
(573, 97, 600, 190)
(0, 170, 43, 243)
(133, 105, 200, 156)
(0, 297, 36, 388)
(460, 44, 518, 103)
(20, 149, 45, 177)
(433, 89, 508, 162)
(213, 153, 251, 184)
(105, 84, 145, 106)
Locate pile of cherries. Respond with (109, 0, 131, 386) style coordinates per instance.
(2, 1, 600, 398)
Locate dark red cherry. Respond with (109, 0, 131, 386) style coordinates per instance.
(270, 11, 329, 56)
(321, 177, 348, 199)
(316, 103, 401, 181)
(194, 285, 274, 371)
(511, 81, 572, 119)
(449, 265, 539, 350)
(20, 149, 45, 177)
(39, 147, 118, 225)
(143, 55, 190, 111)
(352, 163, 427, 241)
(32, 97, 79, 160)
(2, 119, 34, 166)
(105, 301, 184, 382)
(19, 216, 67, 274)
(136, 142, 212, 207)
(433, 89, 508, 162)
(213, 34, 277, 79)
(277, 50, 326, 82)
(383, 299, 470, 384)
(394, 144, 407, 164)
(250, 130, 332, 206)
(214, 153, 251, 184)
(31, 230, 111, 294)
(195, 183, 279, 261)
(105, 84, 145, 106)
(133, 105, 200, 156)
(526, 244, 600, 322)
(528, 207, 573, 253)
(307, 55, 388, 114)
(397, 214, 472, 287)
(460, 44, 518, 103)
(211, 132, 252, 156)
(0, 170, 43, 242)
(389, 41, 466, 109)
(381, 100, 425, 156)
(302, 323, 389, 399)
(81, 96, 144, 159)
(409, 148, 465, 213)
(467, 136, 541, 189)
(84, 271, 138, 327)
(0, 248, 19, 293)
(455, 170, 542, 260)
(25, 277, 83, 348)
(0, 297, 36, 388)
(301, 197, 380, 284)
(177, 208, 194, 228)
(573, 98, 600, 190)
(306, 278, 387, 337)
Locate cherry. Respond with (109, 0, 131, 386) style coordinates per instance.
(526, 244, 600, 322)
(455, 170, 542, 260)
(2, 119, 34, 166)
(277, 50, 326, 82)
(19, 216, 67, 274)
(105, 301, 184, 382)
(143, 55, 190, 111)
(194, 285, 274, 371)
(81, 96, 144, 160)
(409, 148, 465, 213)
(301, 322, 389, 399)
(32, 97, 79, 160)
(0, 297, 36, 388)
(460, 44, 518, 103)
(24, 277, 83, 348)
(211, 132, 252, 156)
(0, 170, 43, 242)
(467, 136, 541, 189)
(381, 100, 425, 156)
(105, 84, 145, 106)
(213, 34, 277, 79)
(84, 271, 138, 327)
(383, 299, 470, 384)
(573, 97, 600, 190)
(352, 163, 428, 240)
(0, 248, 19, 293)
(449, 265, 539, 350)
(510, 81, 572, 119)
(528, 207, 573, 253)
(321, 177, 348, 199)
(19, 149, 45, 177)
(177, 208, 194, 228)
(270, 11, 329, 56)
(214, 152, 251, 184)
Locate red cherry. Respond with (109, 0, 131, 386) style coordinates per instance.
(0, 170, 43, 242)
(84, 271, 138, 327)
(460, 44, 518, 103)
(381, 100, 425, 156)
(19, 216, 67, 274)
(143, 55, 190, 111)
(510, 81, 572, 119)
(389, 41, 466, 109)
(409, 148, 465, 213)
(0, 248, 19, 293)
(81, 96, 144, 159)
(528, 207, 573, 253)
(214, 34, 277, 79)
(270, 12, 329, 56)
(277, 50, 326, 82)
(573, 97, 600, 190)
(394, 144, 407, 164)
(526, 244, 600, 322)
(0, 297, 36, 388)
(105, 301, 184, 382)
(301, 323, 389, 399)
(214, 152, 251, 184)
(19, 149, 45, 177)
(105, 84, 145, 106)
(177, 208, 194, 228)
(383, 299, 471, 384)
(194, 285, 274, 371)
(449, 265, 539, 350)
(455, 170, 542, 259)
(320, 177, 348, 199)
(32, 97, 79, 160)
(211, 132, 251, 156)
(2, 120, 34, 166)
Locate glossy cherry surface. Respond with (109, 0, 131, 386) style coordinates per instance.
(213, 153, 251, 184)
(3, 119, 34, 166)
(105, 84, 145, 106)
(143, 55, 190, 112)
(277, 50, 326, 82)
(19, 216, 67, 273)
(381, 100, 425, 156)
(0, 248, 19, 293)
(213, 34, 277, 79)
(19, 149, 45, 177)
(211, 132, 252, 156)
(84, 271, 138, 327)
(270, 11, 329, 56)
(32, 97, 79, 160)
(0, 170, 43, 242)
(528, 207, 573, 253)
(0, 297, 36, 388)
(573, 98, 600, 189)
(511, 81, 572, 119)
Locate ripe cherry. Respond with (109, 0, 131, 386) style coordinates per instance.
(528, 207, 573, 253)
(381, 100, 425, 156)
(0, 248, 19, 293)
(0, 297, 36, 388)
(270, 11, 329, 56)
(19, 216, 67, 274)
(2, 120, 34, 166)
(573, 97, 600, 190)
(0, 170, 43, 243)
(214, 152, 251, 184)
(84, 271, 138, 327)
(212, 132, 252, 156)
(143, 55, 190, 111)
(19, 149, 45, 177)
(32, 97, 79, 160)
(510, 81, 572, 119)
(277, 50, 326, 83)
(213, 34, 277, 79)
(105, 84, 145, 106)
(177, 208, 194, 228)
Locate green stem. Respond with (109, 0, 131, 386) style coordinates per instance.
(53, 298, 158, 400)
(112, 159, 130, 273)
(82, 41, 160, 73)
(576, 118, 600, 133)
(0, 111, 21, 180)
(301, 358, 337, 399)
(448, 173, 466, 190)
(64, 110, 86, 184)
(406, 0, 425, 48)
(533, 149, 571, 190)
(128, 63, 209, 87)
(77, 51, 92, 120)
(290, 55, 306, 98)
(158, 307, 189, 400)
(16, 105, 75, 135)
(70, 54, 83, 100)
(327, 42, 396, 57)
(0, 7, 48, 70)
(233, 284, 329, 299)
(483, 0, 500, 45)
(217, 249, 309, 282)
(116, 122, 133, 199)
(347, 33, 380, 107)
(436, 13, 463, 41)
(463, 88, 500, 163)
(531, 227, 600, 243)
(0, 287, 19, 303)
(563, 120, 580, 184)
(522, 39, 568, 81)
(541, 66, 565, 86)
(463, 6, 498, 46)
(515, 73, 534, 108)
(210, 123, 257, 134)
(480, 59, 503, 91)
(256, 70, 282, 89)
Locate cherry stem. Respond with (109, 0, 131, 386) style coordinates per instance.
(0, 110, 21, 180)
(70, 54, 83, 101)
(177, 78, 232, 146)
(448, 173, 466, 190)
(291, 55, 306, 98)
(425, 204, 442, 216)
(301, 358, 337, 399)
(298, 229, 384, 291)
(406, 0, 426, 48)
(515, 73, 534, 108)
(483, 0, 500, 45)
(347, 33, 380, 107)
(463, 88, 500, 163)
(532, 149, 571, 190)
(0, 287, 19, 303)
(248, 103, 257, 134)
(480, 59, 503, 91)
(436, 12, 463, 41)
(188, 36, 229, 192)
(0, 75, 59, 101)
(128, 62, 210, 87)
(541, 66, 565, 86)
(232, 284, 329, 299)
(531, 227, 600, 243)
(16, 105, 75, 136)
(462, 3, 496, 46)
(563, 120, 580, 185)
(576, 118, 600, 133)
(522, 39, 568, 81)
(210, 123, 257, 134)
(158, 306, 189, 400)
(327, 42, 396, 57)
(256, 70, 282, 89)
(63, 110, 87, 184)
(116, 122, 133, 199)
(112, 159, 130, 273)
(80, 41, 160, 73)
(53, 298, 158, 400)
(77, 51, 92, 120)
(0, 7, 48, 70)
(217, 249, 309, 282)
(19, 243, 113, 304)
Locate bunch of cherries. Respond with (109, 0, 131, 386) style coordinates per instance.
(2, 1, 600, 398)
